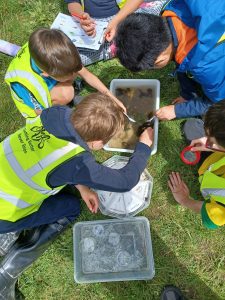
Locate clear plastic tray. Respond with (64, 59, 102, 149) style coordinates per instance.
(104, 79, 160, 155)
(73, 217, 155, 283)
(95, 155, 153, 219)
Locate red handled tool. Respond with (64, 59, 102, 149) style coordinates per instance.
(71, 12, 84, 20)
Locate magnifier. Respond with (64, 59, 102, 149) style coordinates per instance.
(180, 145, 201, 165)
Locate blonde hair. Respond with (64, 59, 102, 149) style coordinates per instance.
(29, 28, 82, 77)
(71, 93, 125, 144)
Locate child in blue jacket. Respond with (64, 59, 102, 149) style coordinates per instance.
(114, 0, 225, 120)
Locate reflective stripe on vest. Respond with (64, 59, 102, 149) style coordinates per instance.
(26, 142, 80, 177)
(5, 70, 49, 108)
(201, 188, 225, 199)
(3, 136, 80, 196)
(0, 115, 85, 222)
(199, 153, 225, 204)
(0, 189, 31, 209)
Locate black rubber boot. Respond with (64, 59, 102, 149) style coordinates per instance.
(0, 217, 71, 300)
(0, 232, 20, 257)
(160, 285, 185, 300)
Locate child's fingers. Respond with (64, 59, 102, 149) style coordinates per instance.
(82, 24, 96, 35)
(169, 172, 179, 186)
(81, 20, 95, 27)
(190, 146, 200, 152)
(175, 172, 182, 184)
(168, 174, 175, 186)
(85, 199, 93, 212)
(81, 12, 92, 21)
(168, 179, 174, 191)
(90, 197, 99, 213)
(91, 29, 96, 37)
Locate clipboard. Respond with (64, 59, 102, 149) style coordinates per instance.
(51, 13, 108, 51)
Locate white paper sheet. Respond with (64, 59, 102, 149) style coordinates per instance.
(51, 13, 108, 50)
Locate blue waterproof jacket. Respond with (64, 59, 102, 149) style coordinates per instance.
(163, 0, 225, 117)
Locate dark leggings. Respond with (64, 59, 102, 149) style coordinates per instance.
(0, 192, 81, 233)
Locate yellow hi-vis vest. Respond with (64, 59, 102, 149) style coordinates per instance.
(80, 0, 127, 9)
(0, 117, 85, 222)
(116, 0, 127, 8)
(5, 43, 52, 118)
(198, 152, 225, 204)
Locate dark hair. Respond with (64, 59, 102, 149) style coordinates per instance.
(204, 100, 225, 148)
(71, 93, 125, 144)
(115, 13, 172, 72)
(29, 28, 82, 78)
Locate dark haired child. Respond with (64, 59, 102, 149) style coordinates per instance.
(66, 0, 166, 65)
(168, 100, 225, 229)
(115, 0, 225, 120)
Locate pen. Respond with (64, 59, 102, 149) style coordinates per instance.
(206, 144, 225, 153)
(71, 12, 84, 20)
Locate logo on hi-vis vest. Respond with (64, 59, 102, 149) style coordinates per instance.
(31, 126, 50, 149)
(16, 47, 26, 59)
(17, 126, 50, 153)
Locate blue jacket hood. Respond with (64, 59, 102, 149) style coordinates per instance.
(40, 106, 90, 151)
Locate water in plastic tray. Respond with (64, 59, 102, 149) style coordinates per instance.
(79, 220, 148, 274)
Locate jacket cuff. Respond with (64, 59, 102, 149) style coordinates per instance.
(135, 142, 152, 156)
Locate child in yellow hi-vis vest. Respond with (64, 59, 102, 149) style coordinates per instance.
(168, 100, 225, 229)
(0, 92, 154, 297)
(5, 28, 125, 118)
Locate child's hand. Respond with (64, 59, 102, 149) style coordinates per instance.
(155, 105, 176, 121)
(80, 13, 96, 37)
(75, 185, 99, 213)
(104, 20, 117, 42)
(171, 96, 187, 104)
(168, 172, 190, 205)
(190, 137, 213, 152)
(82, 189, 99, 213)
(139, 127, 154, 148)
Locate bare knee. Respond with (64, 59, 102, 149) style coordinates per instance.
(50, 85, 74, 106)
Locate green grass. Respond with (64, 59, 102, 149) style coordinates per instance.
(1, 1, 225, 299)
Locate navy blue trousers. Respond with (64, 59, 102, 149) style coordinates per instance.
(0, 192, 81, 233)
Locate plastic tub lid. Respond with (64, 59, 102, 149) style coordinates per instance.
(95, 155, 153, 218)
(73, 217, 155, 283)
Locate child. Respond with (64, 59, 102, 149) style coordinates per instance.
(5, 28, 125, 118)
(168, 100, 225, 229)
(0, 92, 153, 297)
(114, 0, 225, 120)
(66, 0, 166, 65)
